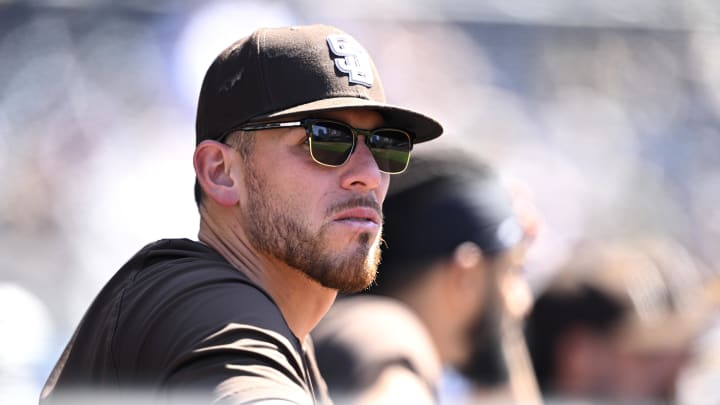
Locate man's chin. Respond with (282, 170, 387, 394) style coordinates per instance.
(310, 261, 377, 293)
(296, 229, 381, 292)
(312, 254, 379, 293)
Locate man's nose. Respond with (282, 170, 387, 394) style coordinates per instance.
(339, 136, 383, 192)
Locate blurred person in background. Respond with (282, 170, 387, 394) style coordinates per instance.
(312, 150, 540, 404)
(39, 24, 443, 404)
(525, 236, 717, 403)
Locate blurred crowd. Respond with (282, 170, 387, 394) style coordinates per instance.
(2, 1, 720, 404)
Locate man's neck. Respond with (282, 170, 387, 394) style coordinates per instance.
(198, 214, 337, 343)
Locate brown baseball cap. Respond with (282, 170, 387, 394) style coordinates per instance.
(195, 24, 443, 145)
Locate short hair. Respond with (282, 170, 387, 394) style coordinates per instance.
(370, 149, 521, 295)
(525, 284, 625, 391)
(525, 236, 709, 392)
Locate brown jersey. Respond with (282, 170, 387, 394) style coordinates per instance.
(41, 239, 330, 405)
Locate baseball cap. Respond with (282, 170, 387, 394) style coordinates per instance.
(547, 237, 718, 353)
(378, 150, 523, 273)
(195, 24, 443, 145)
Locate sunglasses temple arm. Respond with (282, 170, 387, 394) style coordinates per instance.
(239, 121, 304, 131)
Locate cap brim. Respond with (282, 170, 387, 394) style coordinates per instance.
(617, 280, 720, 353)
(617, 311, 711, 353)
(249, 97, 443, 144)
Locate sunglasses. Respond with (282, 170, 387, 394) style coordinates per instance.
(238, 118, 414, 174)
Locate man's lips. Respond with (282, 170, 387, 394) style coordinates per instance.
(333, 207, 381, 225)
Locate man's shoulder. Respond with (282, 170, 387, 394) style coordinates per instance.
(315, 296, 435, 355)
(312, 295, 442, 396)
(317, 295, 429, 339)
(130, 238, 237, 275)
(117, 238, 291, 342)
(44, 238, 302, 388)
(127, 238, 262, 293)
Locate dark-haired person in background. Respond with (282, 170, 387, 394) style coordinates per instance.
(312, 150, 539, 404)
(525, 237, 716, 403)
(40, 24, 443, 404)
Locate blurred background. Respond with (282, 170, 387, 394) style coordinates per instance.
(1, 0, 720, 403)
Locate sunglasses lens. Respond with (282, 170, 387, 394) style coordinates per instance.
(308, 122, 355, 166)
(367, 130, 412, 173)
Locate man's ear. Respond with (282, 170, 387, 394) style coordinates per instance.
(193, 140, 242, 206)
(445, 242, 486, 306)
(453, 242, 484, 271)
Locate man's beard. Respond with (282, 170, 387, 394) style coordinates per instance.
(458, 268, 508, 386)
(241, 162, 382, 293)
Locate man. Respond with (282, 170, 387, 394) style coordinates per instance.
(40, 24, 443, 404)
(312, 151, 539, 404)
(525, 237, 715, 403)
